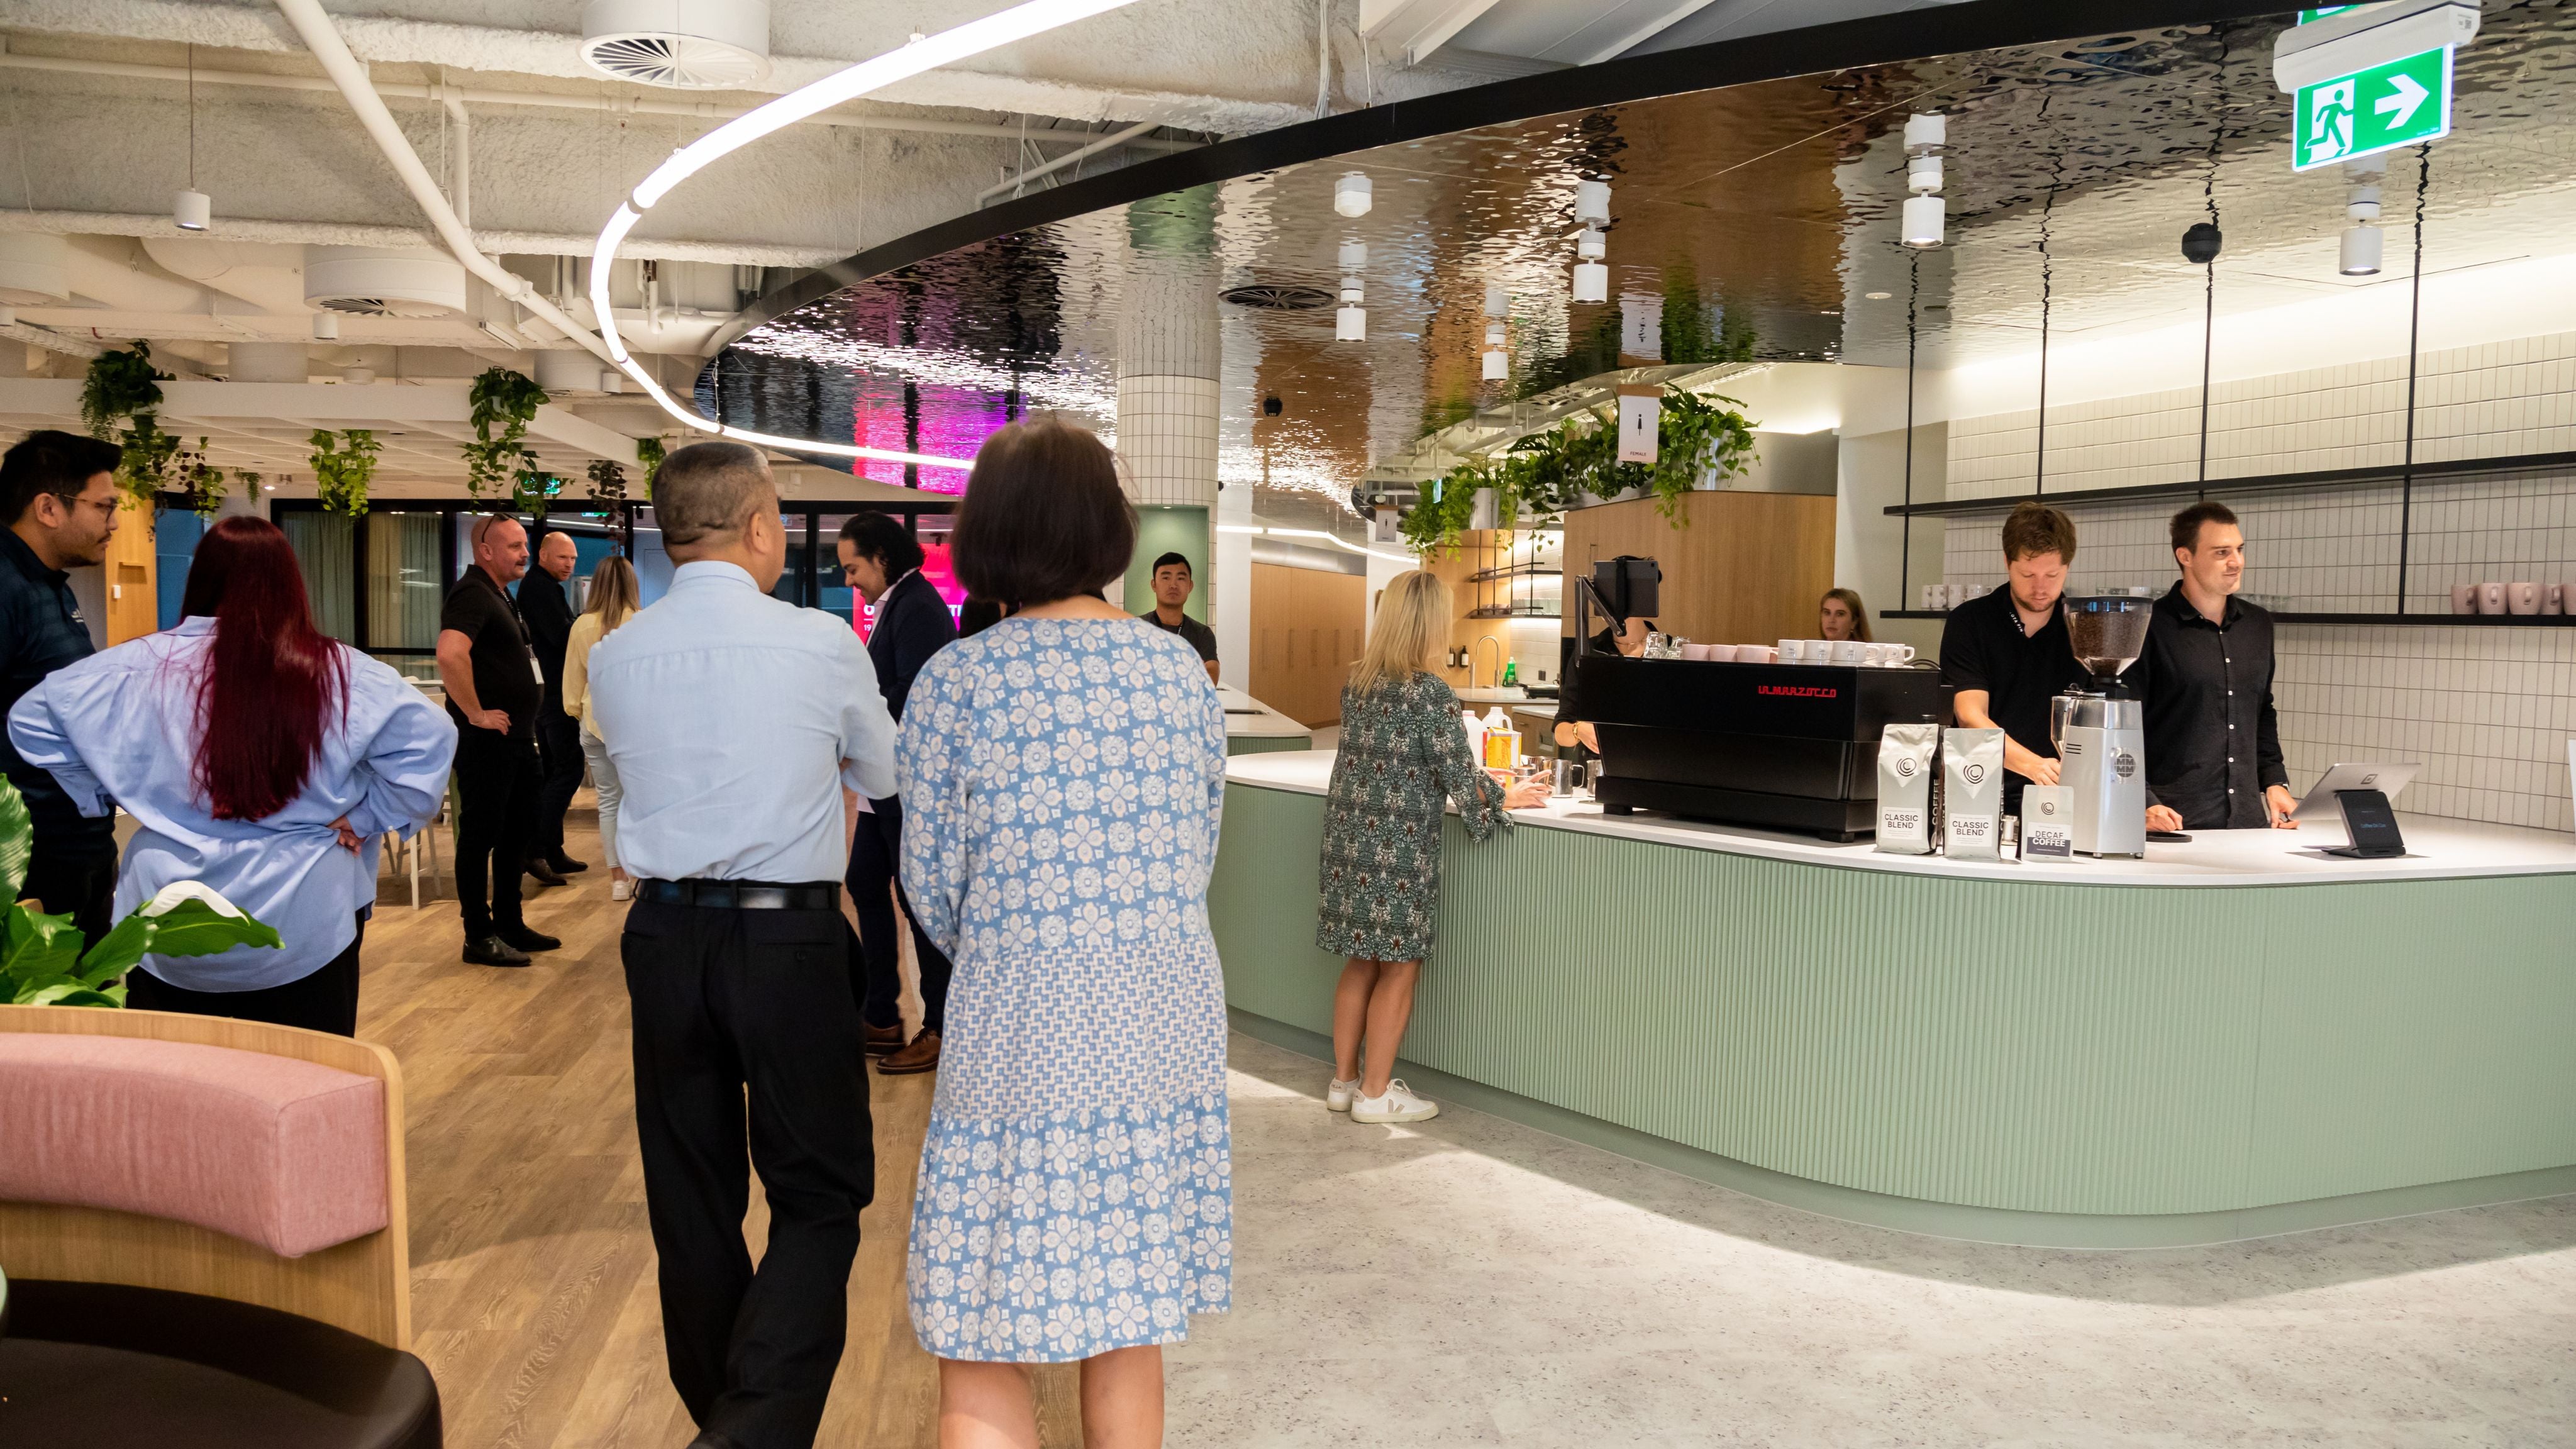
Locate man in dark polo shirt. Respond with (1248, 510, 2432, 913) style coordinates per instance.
(1140, 550, 1219, 684)
(2131, 501, 2296, 832)
(0, 431, 124, 942)
(435, 514, 557, 968)
(1938, 501, 2091, 812)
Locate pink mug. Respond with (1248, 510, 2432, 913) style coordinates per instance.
(1741, 645, 1777, 664)
(1703, 643, 1738, 663)
(2479, 582, 2507, 616)
(1681, 642, 1713, 661)
(2450, 585, 2477, 616)
(2509, 582, 2541, 616)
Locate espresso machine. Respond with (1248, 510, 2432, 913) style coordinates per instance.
(2052, 596, 2153, 858)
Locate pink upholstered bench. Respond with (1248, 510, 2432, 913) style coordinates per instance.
(0, 1032, 389, 1258)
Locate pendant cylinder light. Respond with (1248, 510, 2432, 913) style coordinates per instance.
(1572, 262, 1608, 303)
(1575, 178, 1611, 224)
(2340, 224, 2382, 275)
(1902, 194, 1946, 248)
(1336, 305, 1366, 341)
(174, 189, 212, 231)
(1335, 172, 1372, 216)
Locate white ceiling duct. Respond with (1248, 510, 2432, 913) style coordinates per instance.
(304, 245, 468, 318)
(580, 0, 772, 89)
(0, 233, 72, 306)
(141, 238, 309, 314)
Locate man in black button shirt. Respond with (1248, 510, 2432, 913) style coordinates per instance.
(1937, 501, 2092, 811)
(1139, 551, 1219, 684)
(436, 514, 557, 968)
(0, 431, 124, 943)
(2131, 502, 2296, 832)
(520, 530, 589, 882)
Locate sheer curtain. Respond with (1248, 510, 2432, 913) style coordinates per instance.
(366, 513, 443, 682)
(280, 512, 355, 643)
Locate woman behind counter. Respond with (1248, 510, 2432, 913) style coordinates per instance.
(6, 516, 457, 1033)
(1319, 570, 1547, 1126)
(1819, 586, 1874, 643)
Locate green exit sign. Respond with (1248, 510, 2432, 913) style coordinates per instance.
(2293, 43, 2453, 170)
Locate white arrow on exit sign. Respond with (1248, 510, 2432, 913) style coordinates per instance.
(2377, 70, 2430, 128)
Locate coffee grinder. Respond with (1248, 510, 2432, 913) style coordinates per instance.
(2051, 596, 2153, 858)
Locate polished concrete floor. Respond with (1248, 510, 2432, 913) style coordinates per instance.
(372, 804, 2572, 1446)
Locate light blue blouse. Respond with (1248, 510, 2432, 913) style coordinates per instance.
(6, 617, 458, 991)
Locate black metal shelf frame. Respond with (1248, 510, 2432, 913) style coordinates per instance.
(1879, 449, 2576, 519)
(1886, 609, 2576, 626)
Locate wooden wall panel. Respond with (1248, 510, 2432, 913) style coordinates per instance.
(104, 501, 157, 645)
(1248, 563, 1365, 727)
(1560, 492, 1836, 649)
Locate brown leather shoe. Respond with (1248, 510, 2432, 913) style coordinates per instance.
(863, 1022, 905, 1057)
(876, 1030, 941, 1075)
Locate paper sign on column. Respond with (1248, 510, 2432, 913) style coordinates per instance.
(1616, 385, 1660, 465)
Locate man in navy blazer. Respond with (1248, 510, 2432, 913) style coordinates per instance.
(837, 511, 958, 1074)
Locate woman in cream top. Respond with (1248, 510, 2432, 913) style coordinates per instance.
(557, 556, 640, 897)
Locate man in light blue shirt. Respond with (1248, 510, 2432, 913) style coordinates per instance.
(586, 440, 896, 1449)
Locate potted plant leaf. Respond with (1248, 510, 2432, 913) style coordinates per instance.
(1, 779, 281, 1009)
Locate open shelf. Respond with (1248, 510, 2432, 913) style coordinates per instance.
(1467, 560, 1563, 582)
(1466, 604, 1563, 619)
(1880, 449, 2576, 518)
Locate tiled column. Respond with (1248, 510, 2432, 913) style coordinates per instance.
(1116, 240, 1221, 630)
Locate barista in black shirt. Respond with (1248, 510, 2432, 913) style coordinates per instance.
(1937, 501, 2091, 810)
(2129, 502, 2296, 831)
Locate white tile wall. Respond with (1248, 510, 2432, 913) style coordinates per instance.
(1934, 331, 2576, 833)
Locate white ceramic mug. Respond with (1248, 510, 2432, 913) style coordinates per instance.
(1777, 638, 1806, 663)
(1828, 639, 1865, 665)
(2451, 584, 2477, 616)
(1868, 642, 1918, 666)
(2479, 582, 2507, 615)
(2509, 582, 2541, 616)
(1704, 643, 1738, 663)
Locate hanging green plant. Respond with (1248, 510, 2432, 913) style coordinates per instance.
(114, 414, 182, 508)
(1399, 386, 1760, 555)
(514, 449, 567, 516)
(585, 457, 629, 504)
(461, 367, 548, 501)
(635, 434, 667, 490)
(174, 437, 228, 518)
(309, 428, 381, 516)
(80, 343, 167, 438)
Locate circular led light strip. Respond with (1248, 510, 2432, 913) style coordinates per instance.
(592, 0, 1146, 474)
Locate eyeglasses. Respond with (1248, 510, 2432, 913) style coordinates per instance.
(49, 491, 119, 519)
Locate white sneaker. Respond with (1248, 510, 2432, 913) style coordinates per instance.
(1350, 1079, 1440, 1124)
(611, 877, 633, 902)
(1326, 1076, 1361, 1112)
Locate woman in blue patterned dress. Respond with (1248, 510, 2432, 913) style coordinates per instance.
(897, 419, 1230, 1448)
(1316, 570, 1545, 1125)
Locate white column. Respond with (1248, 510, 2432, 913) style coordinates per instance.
(1115, 252, 1219, 510)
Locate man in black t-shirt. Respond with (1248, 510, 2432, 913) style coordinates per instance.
(1937, 501, 2092, 811)
(1139, 551, 1219, 684)
(435, 514, 556, 968)
(520, 530, 587, 882)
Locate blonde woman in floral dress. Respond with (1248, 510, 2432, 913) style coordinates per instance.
(1316, 570, 1546, 1125)
(897, 419, 1230, 1449)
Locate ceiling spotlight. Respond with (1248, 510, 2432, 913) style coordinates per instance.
(1336, 305, 1367, 341)
(1902, 112, 1946, 153)
(1572, 262, 1608, 304)
(2339, 225, 2382, 276)
(1481, 348, 1507, 380)
(1484, 322, 1505, 346)
(1906, 154, 1943, 194)
(1338, 240, 1367, 270)
(1335, 173, 1372, 218)
(1575, 177, 1611, 225)
(1865, 291, 1892, 300)
(1341, 276, 1363, 303)
(1577, 228, 1606, 261)
(311, 312, 340, 341)
(174, 189, 211, 232)
(1483, 282, 1507, 317)
(1901, 194, 1945, 249)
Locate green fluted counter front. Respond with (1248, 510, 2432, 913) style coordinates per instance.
(1211, 751, 2576, 1247)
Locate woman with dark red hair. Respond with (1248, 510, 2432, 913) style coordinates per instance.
(8, 516, 457, 1033)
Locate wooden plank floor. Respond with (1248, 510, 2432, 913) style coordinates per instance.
(360, 805, 1081, 1446)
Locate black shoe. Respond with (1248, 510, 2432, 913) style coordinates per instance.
(687, 1433, 745, 1449)
(464, 935, 531, 969)
(524, 857, 568, 888)
(546, 852, 590, 874)
(499, 927, 562, 953)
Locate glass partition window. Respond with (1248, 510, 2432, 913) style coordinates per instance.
(365, 513, 442, 653)
(280, 512, 356, 643)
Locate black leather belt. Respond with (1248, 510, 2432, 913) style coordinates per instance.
(635, 879, 840, 911)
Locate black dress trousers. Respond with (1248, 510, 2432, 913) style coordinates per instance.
(533, 706, 587, 860)
(451, 726, 541, 938)
(125, 915, 366, 1036)
(621, 897, 872, 1449)
(842, 794, 954, 1035)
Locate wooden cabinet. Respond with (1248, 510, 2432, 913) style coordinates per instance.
(1248, 562, 1365, 727)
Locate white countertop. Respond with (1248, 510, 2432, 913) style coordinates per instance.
(1226, 749, 2576, 888)
(1215, 686, 1313, 740)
